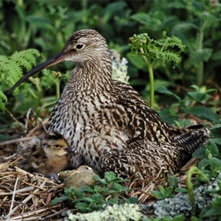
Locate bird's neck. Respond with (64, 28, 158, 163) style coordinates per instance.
(68, 57, 112, 93)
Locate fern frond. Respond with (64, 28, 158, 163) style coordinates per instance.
(11, 49, 40, 71)
(130, 32, 185, 67)
(0, 90, 8, 111)
(0, 49, 40, 90)
(129, 31, 185, 107)
(0, 49, 40, 110)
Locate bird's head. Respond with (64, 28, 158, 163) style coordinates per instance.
(7, 29, 108, 95)
(63, 29, 108, 63)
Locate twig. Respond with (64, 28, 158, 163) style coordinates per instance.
(5, 108, 24, 128)
(0, 187, 34, 196)
(44, 207, 68, 219)
(5, 180, 47, 218)
(7, 176, 20, 221)
(0, 137, 34, 146)
(7, 205, 59, 220)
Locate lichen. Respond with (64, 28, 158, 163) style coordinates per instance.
(110, 50, 129, 83)
(65, 203, 142, 221)
(141, 173, 221, 218)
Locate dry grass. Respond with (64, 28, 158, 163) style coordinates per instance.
(0, 156, 72, 220)
(0, 145, 197, 220)
(0, 111, 199, 219)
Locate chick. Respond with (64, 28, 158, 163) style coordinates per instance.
(17, 135, 70, 175)
(58, 165, 97, 189)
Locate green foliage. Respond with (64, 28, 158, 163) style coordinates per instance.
(0, 48, 71, 114)
(151, 176, 179, 200)
(51, 171, 135, 213)
(0, 49, 40, 110)
(10, 69, 70, 116)
(129, 32, 185, 66)
(0, 1, 221, 219)
(151, 185, 174, 200)
(129, 31, 185, 107)
(157, 85, 220, 126)
(0, 49, 40, 88)
(202, 197, 221, 219)
(131, 0, 221, 87)
(0, 91, 7, 111)
(186, 166, 210, 216)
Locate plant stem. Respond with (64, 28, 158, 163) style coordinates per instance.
(196, 27, 204, 86)
(55, 80, 60, 100)
(140, 48, 154, 107)
(186, 166, 209, 217)
(186, 166, 197, 216)
(148, 63, 154, 107)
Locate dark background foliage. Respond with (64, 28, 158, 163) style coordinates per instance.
(1, 0, 221, 87)
(0, 0, 220, 139)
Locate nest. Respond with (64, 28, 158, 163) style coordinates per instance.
(0, 157, 71, 220)
(0, 109, 199, 219)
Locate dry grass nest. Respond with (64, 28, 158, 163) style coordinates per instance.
(0, 110, 197, 220)
(0, 153, 193, 220)
(0, 157, 72, 221)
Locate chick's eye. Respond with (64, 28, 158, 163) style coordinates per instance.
(76, 44, 84, 49)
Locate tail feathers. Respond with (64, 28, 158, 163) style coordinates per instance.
(172, 128, 210, 153)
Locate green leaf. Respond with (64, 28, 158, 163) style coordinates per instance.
(198, 158, 210, 169)
(159, 108, 179, 125)
(210, 157, 221, 175)
(168, 176, 179, 188)
(50, 195, 69, 205)
(158, 185, 166, 195)
(171, 214, 186, 221)
(0, 91, 8, 111)
(156, 86, 181, 101)
(151, 190, 164, 199)
(175, 187, 188, 193)
(80, 185, 94, 193)
(183, 106, 219, 123)
(93, 175, 107, 185)
(127, 197, 138, 204)
(187, 91, 210, 102)
(211, 50, 221, 60)
(131, 12, 162, 29)
(210, 124, 221, 130)
(127, 52, 146, 70)
(206, 140, 219, 157)
(190, 48, 213, 63)
(192, 148, 206, 159)
(104, 171, 117, 182)
(83, 197, 95, 203)
(211, 138, 221, 145)
(203, 198, 221, 217)
(210, 124, 221, 138)
(76, 202, 92, 212)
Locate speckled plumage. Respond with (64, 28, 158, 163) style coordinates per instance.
(10, 29, 210, 181)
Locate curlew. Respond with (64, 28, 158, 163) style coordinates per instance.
(8, 29, 209, 181)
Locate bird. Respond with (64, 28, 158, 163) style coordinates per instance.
(8, 29, 210, 182)
(58, 165, 97, 189)
(17, 135, 70, 175)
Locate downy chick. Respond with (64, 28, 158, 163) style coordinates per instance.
(18, 135, 70, 174)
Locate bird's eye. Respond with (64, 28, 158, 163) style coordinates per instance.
(76, 44, 84, 49)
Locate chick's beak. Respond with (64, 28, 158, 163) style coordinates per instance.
(7, 51, 65, 95)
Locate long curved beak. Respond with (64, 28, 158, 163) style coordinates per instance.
(7, 51, 65, 96)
